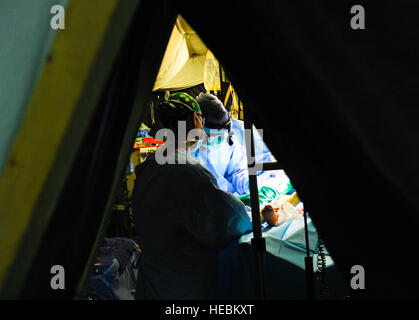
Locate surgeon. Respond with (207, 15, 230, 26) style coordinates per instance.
(230, 118, 276, 164)
(132, 92, 252, 300)
(229, 112, 278, 187)
(190, 93, 250, 196)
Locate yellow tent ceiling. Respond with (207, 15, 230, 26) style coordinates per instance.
(153, 16, 207, 91)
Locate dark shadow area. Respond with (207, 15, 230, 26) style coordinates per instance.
(175, 0, 419, 298)
(19, 0, 176, 299)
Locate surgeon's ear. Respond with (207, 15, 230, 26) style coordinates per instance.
(193, 112, 198, 128)
(193, 112, 202, 130)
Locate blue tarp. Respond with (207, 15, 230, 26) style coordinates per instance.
(0, 0, 68, 174)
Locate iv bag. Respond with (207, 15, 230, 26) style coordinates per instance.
(203, 50, 221, 93)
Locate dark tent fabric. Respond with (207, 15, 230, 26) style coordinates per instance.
(175, 1, 419, 298)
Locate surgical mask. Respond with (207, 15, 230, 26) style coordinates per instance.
(202, 127, 228, 147)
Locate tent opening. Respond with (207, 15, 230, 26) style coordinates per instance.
(83, 15, 349, 300)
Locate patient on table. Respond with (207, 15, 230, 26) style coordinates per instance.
(261, 195, 302, 227)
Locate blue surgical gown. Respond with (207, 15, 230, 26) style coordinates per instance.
(132, 148, 253, 299)
(231, 119, 278, 185)
(190, 135, 250, 196)
(231, 119, 276, 163)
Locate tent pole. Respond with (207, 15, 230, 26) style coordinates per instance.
(218, 64, 225, 102)
(243, 114, 268, 300)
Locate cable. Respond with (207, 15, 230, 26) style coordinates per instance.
(303, 210, 315, 300)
